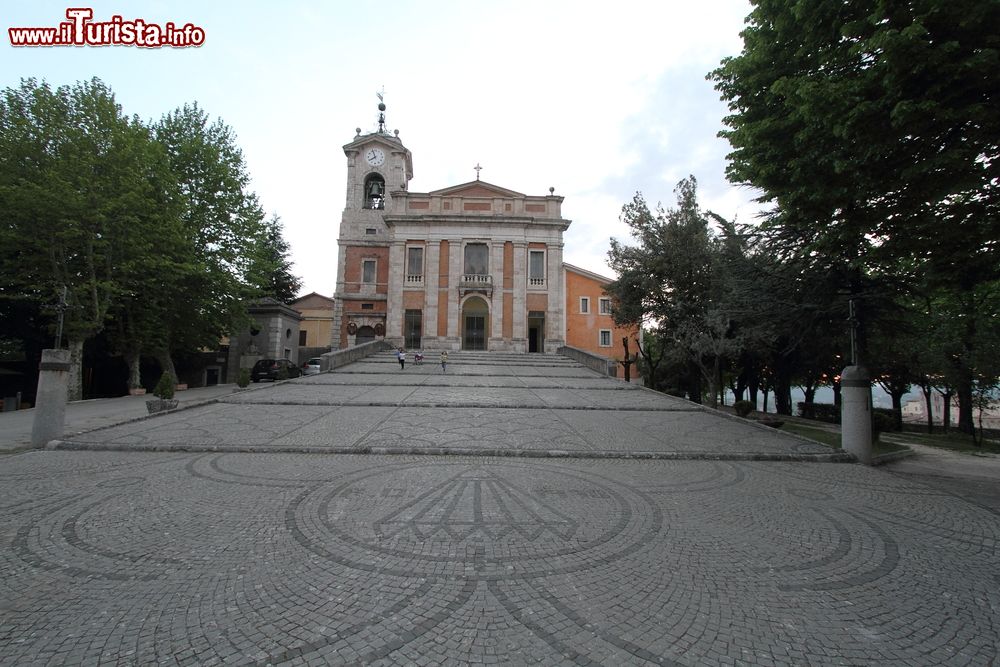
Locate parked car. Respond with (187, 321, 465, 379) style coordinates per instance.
(302, 357, 322, 375)
(250, 359, 302, 382)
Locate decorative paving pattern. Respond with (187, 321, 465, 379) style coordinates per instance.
(8, 352, 997, 664)
(1, 452, 997, 666)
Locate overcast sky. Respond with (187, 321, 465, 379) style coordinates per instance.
(3, 1, 764, 297)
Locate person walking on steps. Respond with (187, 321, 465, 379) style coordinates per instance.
(440, 350, 448, 373)
(398, 348, 406, 370)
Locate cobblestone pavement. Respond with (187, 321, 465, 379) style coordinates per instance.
(2, 352, 998, 665)
(54, 353, 839, 461)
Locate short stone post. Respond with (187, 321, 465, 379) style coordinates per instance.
(840, 365, 872, 464)
(31, 349, 71, 447)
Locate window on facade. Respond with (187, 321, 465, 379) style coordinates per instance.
(362, 259, 376, 284)
(529, 250, 545, 285)
(580, 297, 590, 314)
(298, 330, 307, 346)
(464, 243, 489, 275)
(404, 309, 422, 349)
(365, 228, 377, 235)
(407, 247, 423, 281)
(599, 330, 612, 347)
(361, 303, 374, 310)
(599, 298, 612, 315)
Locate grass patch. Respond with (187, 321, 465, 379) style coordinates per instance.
(778, 422, 841, 448)
(881, 430, 1000, 454)
(778, 421, 908, 456)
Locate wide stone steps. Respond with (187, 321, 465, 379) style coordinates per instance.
(370, 350, 585, 367)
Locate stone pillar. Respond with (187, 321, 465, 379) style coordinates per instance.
(424, 241, 440, 341)
(447, 239, 461, 344)
(546, 242, 565, 352)
(512, 241, 527, 351)
(489, 241, 505, 349)
(386, 240, 405, 346)
(330, 242, 349, 350)
(841, 365, 872, 464)
(31, 349, 71, 447)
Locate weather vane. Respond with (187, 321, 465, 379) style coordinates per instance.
(376, 87, 387, 133)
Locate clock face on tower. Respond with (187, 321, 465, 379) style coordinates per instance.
(365, 147, 385, 167)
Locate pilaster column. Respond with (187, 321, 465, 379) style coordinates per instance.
(330, 243, 349, 349)
(386, 240, 405, 345)
(512, 241, 527, 348)
(547, 242, 565, 351)
(448, 239, 462, 342)
(489, 241, 505, 347)
(424, 241, 440, 340)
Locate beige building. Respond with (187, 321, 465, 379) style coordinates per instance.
(290, 292, 335, 349)
(332, 103, 570, 353)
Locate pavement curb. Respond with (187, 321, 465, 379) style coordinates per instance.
(45, 439, 857, 462)
(871, 446, 916, 466)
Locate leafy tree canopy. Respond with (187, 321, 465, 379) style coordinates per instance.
(710, 0, 1000, 288)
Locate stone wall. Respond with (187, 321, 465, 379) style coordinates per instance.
(320, 340, 394, 371)
(557, 345, 619, 379)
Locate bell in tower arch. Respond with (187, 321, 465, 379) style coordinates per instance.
(365, 174, 386, 210)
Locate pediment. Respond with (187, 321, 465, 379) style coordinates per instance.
(343, 132, 405, 153)
(428, 180, 525, 199)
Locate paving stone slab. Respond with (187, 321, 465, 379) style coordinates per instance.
(1, 451, 996, 666)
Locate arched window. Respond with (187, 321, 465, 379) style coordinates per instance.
(364, 173, 386, 210)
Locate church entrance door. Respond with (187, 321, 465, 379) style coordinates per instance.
(461, 297, 489, 351)
(527, 312, 545, 353)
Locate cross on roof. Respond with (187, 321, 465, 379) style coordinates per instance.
(474, 163, 482, 181)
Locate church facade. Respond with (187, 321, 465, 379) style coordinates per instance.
(331, 103, 633, 358)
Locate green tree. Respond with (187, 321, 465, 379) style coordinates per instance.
(0, 78, 178, 399)
(607, 177, 743, 407)
(709, 0, 1000, 430)
(153, 103, 269, 380)
(247, 214, 302, 303)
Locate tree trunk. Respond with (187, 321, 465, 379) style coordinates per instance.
(920, 384, 933, 434)
(688, 361, 702, 405)
(706, 357, 720, 410)
(939, 389, 953, 433)
(155, 349, 178, 384)
(957, 383, 975, 436)
(125, 349, 142, 389)
(890, 390, 905, 431)
(66, 339, 84, 401)
(774, 368, 792, 416)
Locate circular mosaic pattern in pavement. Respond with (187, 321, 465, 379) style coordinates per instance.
(289, 460, 661, 581)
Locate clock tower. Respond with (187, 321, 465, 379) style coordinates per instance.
(330, 97, 413, 349)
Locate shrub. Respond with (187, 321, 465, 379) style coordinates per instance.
(872, 411, 894, 439)
(153, 372, 175, 400)
(873, 408, 898, 434)
(237, 368, 250, 388)
(734, 400, 754, 418)
(798, 402, 840, 423)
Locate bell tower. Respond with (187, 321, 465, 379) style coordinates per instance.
(331, 94, 414, 349)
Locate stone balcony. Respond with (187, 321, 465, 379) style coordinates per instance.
(459, 274, 493, 298)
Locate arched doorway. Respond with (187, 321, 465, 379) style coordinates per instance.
(461, 297, 489, 351)
(355, 325, 376, 345)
